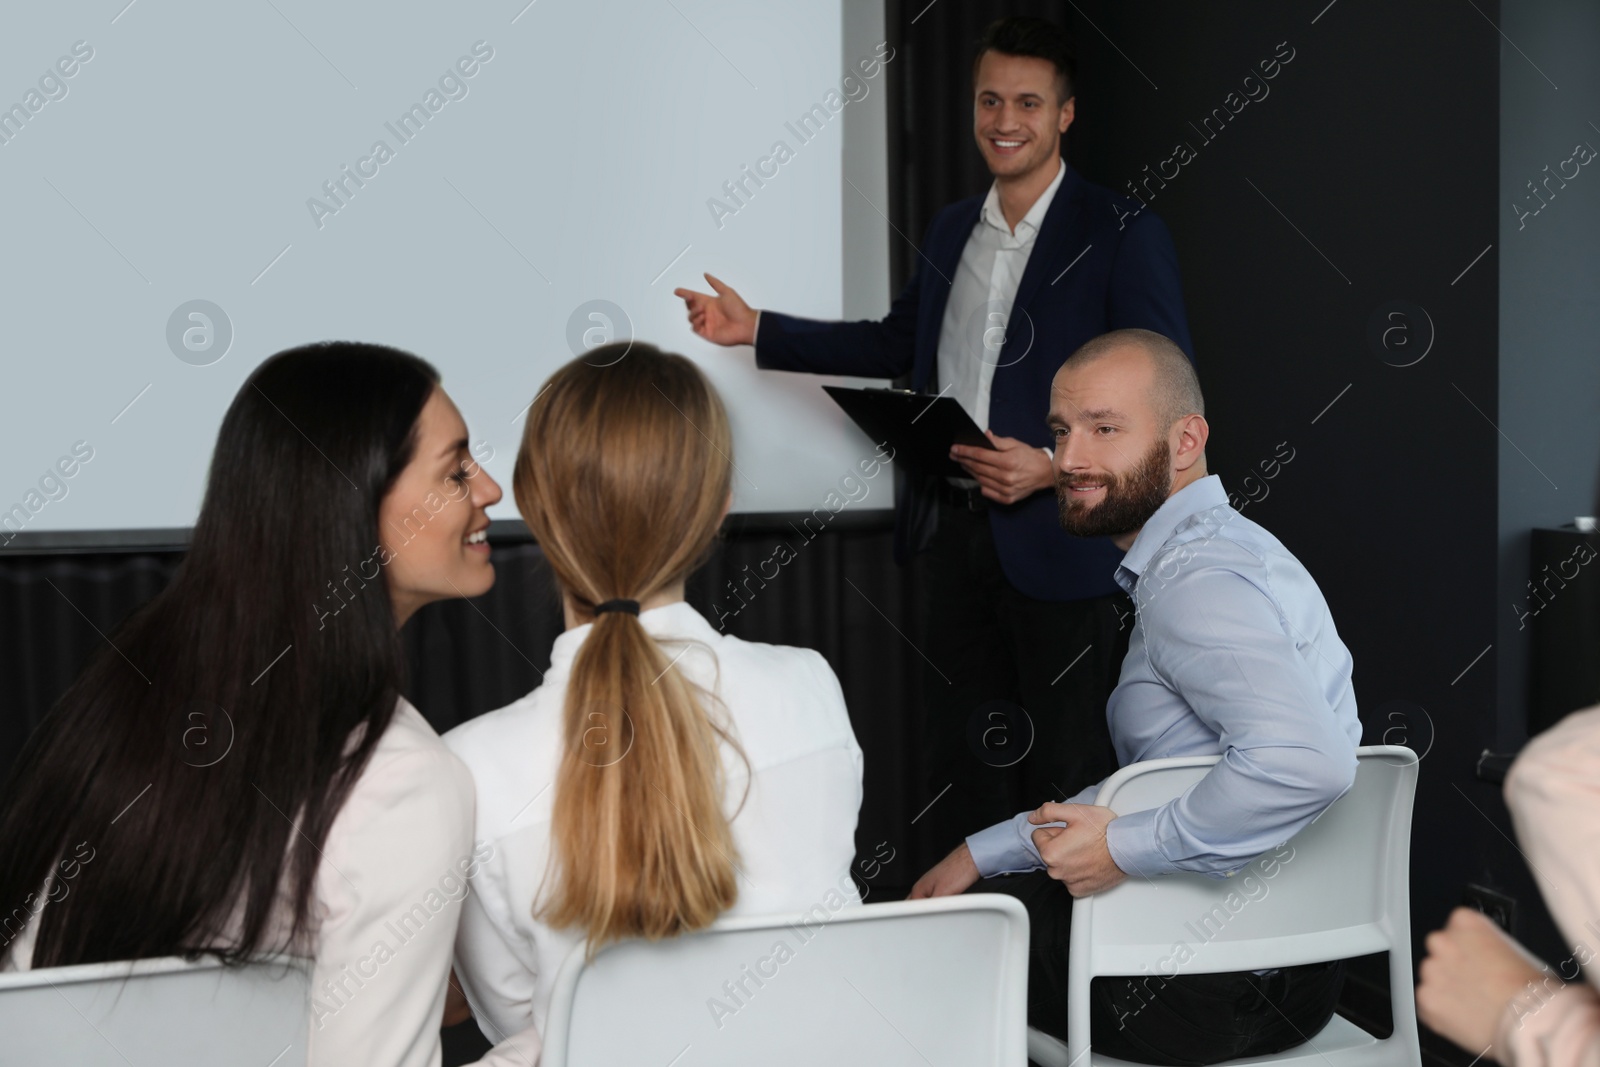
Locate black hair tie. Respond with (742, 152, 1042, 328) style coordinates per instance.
(594, 598, 641, 617)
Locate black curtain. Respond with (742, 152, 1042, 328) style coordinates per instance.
(0, 517, 937, 891)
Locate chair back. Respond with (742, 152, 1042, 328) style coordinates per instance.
(1062, 745, 1420, 1067)
(542, 894, 1030, 1066)
(0, 953, 312, 1065)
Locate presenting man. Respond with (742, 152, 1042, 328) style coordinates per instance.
(676, 18, 1192, 852)
(911, 329, 1360, 1061)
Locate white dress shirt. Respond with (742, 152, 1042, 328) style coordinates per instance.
(0, 699, 544, 1067)
(936, 156, 1065, 431)
(445, 600, 865, 1046)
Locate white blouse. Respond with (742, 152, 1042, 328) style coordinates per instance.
(291, 698, 478, 1067)
(445, 600, 865, 1046)
(0, 698, 546, 1067)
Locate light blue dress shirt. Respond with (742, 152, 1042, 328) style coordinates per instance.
(966, 474, 1361, 880)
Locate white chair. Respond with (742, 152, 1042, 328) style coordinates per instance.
(541, 894, 1030, 1065)
(0, 953, 312, 1065)
(1027, 744, 1420, 1067)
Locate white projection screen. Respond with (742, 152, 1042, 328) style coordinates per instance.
(0, 0, 893, 549)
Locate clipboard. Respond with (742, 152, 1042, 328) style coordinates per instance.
(822, 386, 996, 479)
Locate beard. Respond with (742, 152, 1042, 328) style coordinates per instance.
(1056, 437, 1174, 539)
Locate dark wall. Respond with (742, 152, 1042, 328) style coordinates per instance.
(1480, 0, 1600, 1023)
(1497, 0, 1600, 745)
(887, 0, 1509, 1057)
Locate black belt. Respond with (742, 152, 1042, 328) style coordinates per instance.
(939, 480, 988, 511)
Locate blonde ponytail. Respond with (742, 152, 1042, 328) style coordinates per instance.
(514, 344, 742, 948)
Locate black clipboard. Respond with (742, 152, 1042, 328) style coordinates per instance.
(822, 386, 996, 479)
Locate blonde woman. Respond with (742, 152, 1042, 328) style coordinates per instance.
(446, 343, 864, 1042)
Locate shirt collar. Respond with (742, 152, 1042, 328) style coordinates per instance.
(548, 599, 717, 674)
(1114, 474, 1231, 591)
(980, 156, 1065, 240)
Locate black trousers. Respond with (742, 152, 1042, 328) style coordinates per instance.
(919, 495, 1132, 854)
(984, 871, 1346, 1066)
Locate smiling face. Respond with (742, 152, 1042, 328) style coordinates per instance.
(1049, 348, 1184, 546)
(973, 50, 1074, 181)
(378, 387, 502, 625)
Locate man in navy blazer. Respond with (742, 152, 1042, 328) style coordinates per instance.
(677, 17, 1192, 853)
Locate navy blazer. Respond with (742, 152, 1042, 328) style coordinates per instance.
(755, 163, 1193, 602)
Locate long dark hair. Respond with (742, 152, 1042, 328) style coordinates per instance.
(0, 341, 438, 968)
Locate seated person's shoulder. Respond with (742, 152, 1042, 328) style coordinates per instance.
(441, 692, 554, 831)
(712, 630, 840, 696)
(1135, 523, 1290, 632)
(1511, 704, 1600, 791)
(1144, 514, 1270, 590)
(367, 700, 476, 802)
(443, 689, 541, 769)
(697, 633, 854, 757)
(327, 703, 475, 878)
